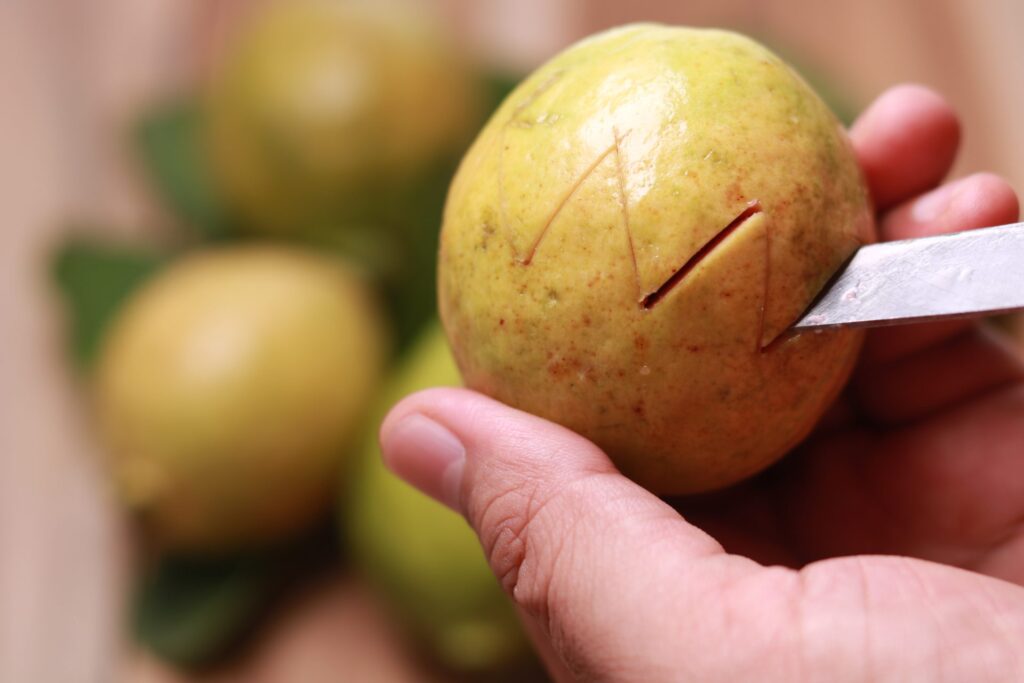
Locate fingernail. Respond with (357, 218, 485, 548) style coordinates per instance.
(381, 413, 465, 511)
(912, 182, 959, 222)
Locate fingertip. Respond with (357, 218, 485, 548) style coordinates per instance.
(380, 387, 492, 448)
(880, 172, 1020, 241)
(379, 386, 620, 510)
(391, 387, 617, 475)
(379, 387, 456, 438)
(379, 388, 473, 510)
(851, 84, 960, 150)
(851, 84, 961, 211)
(949, 172, 1020, 227)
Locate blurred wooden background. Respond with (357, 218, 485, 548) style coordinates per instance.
(2, 1, 1021, 681)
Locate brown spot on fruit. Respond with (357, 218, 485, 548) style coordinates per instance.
(726, 181, 745, 203)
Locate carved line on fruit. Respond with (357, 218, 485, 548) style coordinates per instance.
(758, 212, 773, 352)
(518, 141, 619, 266)
(511, 135, 770, 346)
(613, 126, 643, 293)
(640, 201, 764, 310)
(498, 69, 569, 259)
(509, 69, 566, 124)
(497, 132, 512, 255)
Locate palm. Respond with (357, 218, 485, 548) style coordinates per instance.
(675, 86, 1024, 583)
(680, 380, 1023, 570)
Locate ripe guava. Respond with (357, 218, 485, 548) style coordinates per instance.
(95, 246, 386, 551)
(439, 25, 875, 494)
(345, 324, 529, 673)
(205, 0, 479, 236)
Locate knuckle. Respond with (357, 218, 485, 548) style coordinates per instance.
(471, 479, 573, 620)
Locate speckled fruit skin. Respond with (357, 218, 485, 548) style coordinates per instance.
(439, 25, 875, 494)
(96, 246, 386, 551)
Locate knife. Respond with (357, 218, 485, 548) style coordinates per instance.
(792, 221, 1024, 331)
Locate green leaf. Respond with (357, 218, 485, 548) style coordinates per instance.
(132, 553, 276, 668)
(793, 62, 860, 127)
(365, 70, 524, 355)
(378, 158, 458, 354)
(481, 70, 522, 116)
(132, 523, 339, 668)
(51, 239, 166, 371)
(135, 99, 237, 240)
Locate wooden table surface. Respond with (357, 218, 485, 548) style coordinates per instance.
(2, 1, 1021, 681)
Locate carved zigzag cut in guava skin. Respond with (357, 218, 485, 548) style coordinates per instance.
(498, 69, 569, 259)
(509, 137, 770, 348)
(516, 142, 618, 266)
(613, 127, 643, 295)
(508, 69, 567, 124)
(508, 127, 779, 351)
(639, 201, 773, 353)
(517, 127, 644, 294)
(640, 201, 764, 310)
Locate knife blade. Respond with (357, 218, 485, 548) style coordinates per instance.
(792, 221, 1024, 331)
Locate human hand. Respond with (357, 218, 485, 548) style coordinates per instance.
(380, 85, 1024, 682)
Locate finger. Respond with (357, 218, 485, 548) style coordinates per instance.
(380, 388, 760, 679)
(855, 325, 1024, 425)
(850, 84, 960, 212)
(861, 173, 1020, 366)
(879, 172, 1020, 241)
(782, 385, 1024, 585)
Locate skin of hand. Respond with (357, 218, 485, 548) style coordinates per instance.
(380, 85, 1024, 682)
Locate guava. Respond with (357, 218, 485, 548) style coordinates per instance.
(439, 25, 875, 494)
(95, 246, 386, 551)
(205, 0, 479, 236)
(345, 324, 529, 673)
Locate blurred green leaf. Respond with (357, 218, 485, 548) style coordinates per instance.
(794, 63, 859, 127)
(366, 70, 524, 355)
(51, 239, 166, 371)
(132, 523, 339, 668)
(481, 71, 522, 116)
(135, 100, 237, 240)
(378, 159, 457, 354)
(133, 554, 276, 668)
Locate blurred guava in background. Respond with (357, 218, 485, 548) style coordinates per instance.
(201, 0, 489, 352)
(95, 245, 387, 552)
(346, 324, 532, 674)
(205, 0, 481, 238)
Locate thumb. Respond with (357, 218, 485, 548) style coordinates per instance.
(379, 387, 749, 679)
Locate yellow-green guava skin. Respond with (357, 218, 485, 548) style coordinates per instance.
(206, 0, 479, 235)
(439, 25, 875, 494)
(345, 324, 529, 672)
(96, 246, 386, 551)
